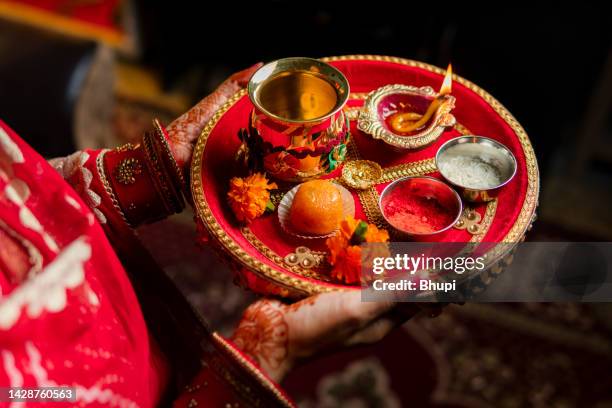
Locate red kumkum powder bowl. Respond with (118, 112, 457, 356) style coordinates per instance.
(379, 176, 462, 237)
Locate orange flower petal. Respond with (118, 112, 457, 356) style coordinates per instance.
(364, 224, 390, 243)
(227, 173, 276, 223)
(326, 216, 390, 284)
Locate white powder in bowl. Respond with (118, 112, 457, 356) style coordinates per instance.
(439, 155, 503, 189)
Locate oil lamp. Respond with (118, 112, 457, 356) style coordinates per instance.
(358, 64, 456, 150)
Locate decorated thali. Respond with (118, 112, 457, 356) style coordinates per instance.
(191, 55, 539, 298)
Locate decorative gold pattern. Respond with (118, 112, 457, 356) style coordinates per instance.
(453, 123, 471, 135)
(349, 92, 369, 100)
(342, 139, 384, 229)
(358, 84, 456, 150)
(284, 246, 326, 269)
(343, 106, 361, 121)
(341, 160, 382, 190)
(115, 142, 138, 152)
(347, 146, 438, 230)
(241, 227, 333, 283)
(453, 201, 498, 243)
(114, 157, 142, 185)
(379, 158, 437, 183)
(96, 150, 131, 227)
(455, 207, 484, 234)
(191, 55, 539, 295)
(469, 200, 497, 243)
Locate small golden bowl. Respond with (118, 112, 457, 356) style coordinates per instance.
(358, 84, 455, 150)
(341, 160, 383, 190)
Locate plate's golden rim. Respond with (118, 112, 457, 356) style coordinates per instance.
(190, 55, 540, 296)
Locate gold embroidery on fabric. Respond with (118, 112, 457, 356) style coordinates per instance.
(114, 158, 143, 185)
(115, 143, 138, 152)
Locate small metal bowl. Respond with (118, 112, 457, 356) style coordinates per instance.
(435, 136, 517, 203)
(379, 176, 463, 238)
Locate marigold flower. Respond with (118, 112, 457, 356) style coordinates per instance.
(338, 215, 361, 240)
(364, 223, 390, 243)
(330, 245, 362, 284)
(326, 215, 389, 284)
(227, 173, 277, 223)
(326, 233, 349, 265)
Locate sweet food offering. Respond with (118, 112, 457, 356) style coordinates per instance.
(289, 180, 343, 235)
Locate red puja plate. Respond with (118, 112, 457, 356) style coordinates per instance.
(191, 55, 540, 298)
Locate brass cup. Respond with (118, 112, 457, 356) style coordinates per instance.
(246, 57, 351, 182)
(248, 57, 350, 126)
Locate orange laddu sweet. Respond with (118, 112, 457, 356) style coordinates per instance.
(289, 180, 343, 235)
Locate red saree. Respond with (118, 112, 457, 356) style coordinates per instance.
(0, 120, 293, 407)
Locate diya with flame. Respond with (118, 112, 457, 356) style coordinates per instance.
(358, 64, 456, 150)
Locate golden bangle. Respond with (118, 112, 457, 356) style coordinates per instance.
(153, 118, 188, 195)
(142, 131, 175, 215)
(142, 131, 184, 215)
(96, 149, 132, 227)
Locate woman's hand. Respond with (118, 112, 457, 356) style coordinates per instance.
(231, 291, 423, 383)
(166, 63, 263, 173)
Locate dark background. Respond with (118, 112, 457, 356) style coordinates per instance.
(1, 2, 610, 239)
(136, 3, 610, 182)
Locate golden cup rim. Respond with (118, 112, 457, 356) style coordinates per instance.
(247, 57, 350, 125)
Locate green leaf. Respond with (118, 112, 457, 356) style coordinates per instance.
(350, 221, 368, 245)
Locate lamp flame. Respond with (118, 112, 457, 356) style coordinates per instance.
(439, 64, 452, 95)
